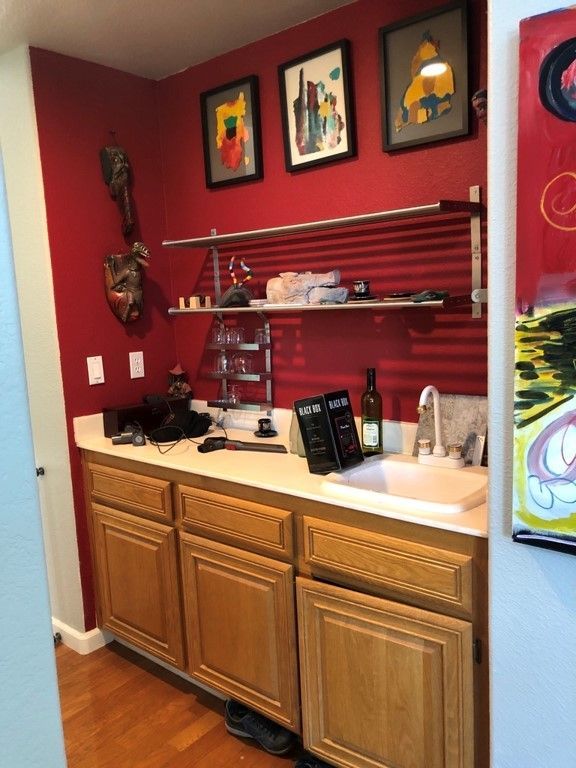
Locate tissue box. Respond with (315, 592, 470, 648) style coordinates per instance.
(295, 390, 364, 475)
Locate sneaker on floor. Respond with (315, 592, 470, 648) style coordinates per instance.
(294, 752, 334, 768)
(224, 699, 296, 756)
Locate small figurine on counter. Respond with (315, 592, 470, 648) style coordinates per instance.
(100, 142, 135, 236)
(104, 241, 150, 323)
(168, 363, 192, 398)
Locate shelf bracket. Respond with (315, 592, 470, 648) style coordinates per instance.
(469, 185, 483, 319)
(210, 228, 222, 305)
(471, 288, 487, 304)
(257, 312, 272, 412)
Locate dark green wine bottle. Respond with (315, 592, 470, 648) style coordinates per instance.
(361, 367, 383, 455)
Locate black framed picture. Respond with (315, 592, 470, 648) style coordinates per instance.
(379, 1, 469, 151)
(200, 75, 263, 188)
(278, 39, 356, 172)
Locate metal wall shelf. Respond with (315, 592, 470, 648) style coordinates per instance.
(168, 299, 445, 315)
(163, 198, 481, 249)
(164, 188, 484, 413)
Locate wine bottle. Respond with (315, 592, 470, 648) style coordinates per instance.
(361, 367, 383, 455)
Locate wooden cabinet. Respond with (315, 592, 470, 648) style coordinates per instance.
(297, 576, 474, 768)
(297, 514, 486, 768)
(81, 452, 487, 766)
(92, 504, 184, 667)
(84, 461, 184, 668)
(180, 532, 300, 731)
(177, 481, 299, 730)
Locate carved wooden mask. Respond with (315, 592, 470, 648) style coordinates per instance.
(104, 242, 150, 323)
(100, 145, 135, 236)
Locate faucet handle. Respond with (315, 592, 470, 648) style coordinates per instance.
(418, 438, 431, 455)
(447, 443, 463, 460)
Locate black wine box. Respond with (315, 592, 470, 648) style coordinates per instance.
(294, 390, 364, 475)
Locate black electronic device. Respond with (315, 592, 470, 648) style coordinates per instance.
(198, 437, 226, 453)
(111, 427, 146, 446)
(102, 396, 191, 437)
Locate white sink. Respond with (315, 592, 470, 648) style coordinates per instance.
(321, 454, 487, 515)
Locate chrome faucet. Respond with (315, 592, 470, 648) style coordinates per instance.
(417, 385, 446, 456)
(417, 385, 464, 468)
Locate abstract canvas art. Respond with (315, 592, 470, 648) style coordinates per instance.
(378, 1, 469, 151)
(278, 40, 356, 172)
(200, 76, 262, 188)
(514, 7, 576, 554)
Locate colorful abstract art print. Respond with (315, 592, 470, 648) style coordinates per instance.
(278, 40, 356, 172)
(378, 1, 469, 152)
(514, 7, 576, 555)
(200, 76, 263, 188)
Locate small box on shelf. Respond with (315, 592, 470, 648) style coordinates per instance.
(177, 295, 212, 309)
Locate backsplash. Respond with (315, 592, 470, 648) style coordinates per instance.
(412, 394, 488, 465)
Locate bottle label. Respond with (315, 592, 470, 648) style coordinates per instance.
(362, 420, 380, 447)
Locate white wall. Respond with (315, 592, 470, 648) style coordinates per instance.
(488, 2, 576, 766)
(0, 47, 84, 634)
(0, 152, 66, 765)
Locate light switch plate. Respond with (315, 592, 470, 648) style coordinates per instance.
(87, 355, 104, 385)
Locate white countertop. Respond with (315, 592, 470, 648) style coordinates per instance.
(74, 411, 488, 538)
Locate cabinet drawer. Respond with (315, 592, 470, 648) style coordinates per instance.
(177, 485, 294, 561)
(87, 463, 173, 523)
(302, 516, 473, 618)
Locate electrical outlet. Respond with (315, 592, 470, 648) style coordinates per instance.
(129, 351, 145, 379)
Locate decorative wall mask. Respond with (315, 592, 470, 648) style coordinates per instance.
(471, 89, 487, 123)
(100, 144, 135, 236)
(104, 242, 150, 323)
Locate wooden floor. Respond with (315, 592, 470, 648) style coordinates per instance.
(56, 641, 301, 768)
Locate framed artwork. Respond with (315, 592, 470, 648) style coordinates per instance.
(513, 7, 576, 556)
(378, 1, 469, 152)
(278, 40, 356, 172)
(200, 75, 262, 188)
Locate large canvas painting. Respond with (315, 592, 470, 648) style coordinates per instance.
(514, 7, 576, 554)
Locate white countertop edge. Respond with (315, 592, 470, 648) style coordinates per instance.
(74, 412, 487, 538)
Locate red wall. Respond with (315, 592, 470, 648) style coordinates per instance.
(30, 0, 487, 628)
(31, 49, 175, 627)
(159, 0, 488, 417)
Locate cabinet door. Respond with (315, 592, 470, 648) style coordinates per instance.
(297, 577, 474, 768)
(180, 532, 300, 732)
(93, 504, 184, 668)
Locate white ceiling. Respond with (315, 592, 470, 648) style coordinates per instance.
(0, 0, 354, 80)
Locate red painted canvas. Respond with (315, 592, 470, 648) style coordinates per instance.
(514, 7, 576, 553)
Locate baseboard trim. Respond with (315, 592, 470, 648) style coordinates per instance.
(52, 618, 112, 655)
